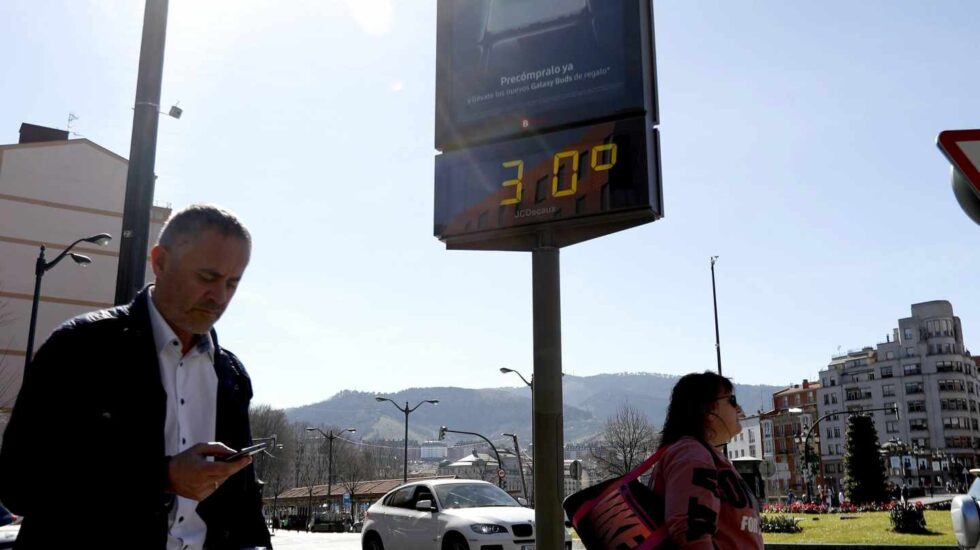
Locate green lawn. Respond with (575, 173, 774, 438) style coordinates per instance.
(763, 511, 956, 546)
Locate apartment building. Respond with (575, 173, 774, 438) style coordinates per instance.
(816, 301, 980, 491)
(760, 380, 821, 497)
(0, 123, 170, 425)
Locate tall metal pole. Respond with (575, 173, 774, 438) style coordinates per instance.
(533, 241, 563, 550)
(508, 434, 529, 503)
(24, 247, 46, 367)
(327, 435, 334, 511)
(710, 256, 722, 375)
(115, 0, 170, 305)
(403, 404, 409, 483)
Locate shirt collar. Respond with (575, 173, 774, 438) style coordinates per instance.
(146, 289, 215, 361)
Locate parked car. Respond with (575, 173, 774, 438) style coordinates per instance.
(0, 504, 17, 528)
(362, 479, 571, 550)
(951, 469, 980, 549)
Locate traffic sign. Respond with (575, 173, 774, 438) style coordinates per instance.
(498, 468, 507, 480)
(937, 129, 980, 225)
(938, 130, 980, 194)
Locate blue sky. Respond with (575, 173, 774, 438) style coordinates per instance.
(2, 1, 979, 408)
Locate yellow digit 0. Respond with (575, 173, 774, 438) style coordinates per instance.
(499, 160, 524, 205)
(552, 150, 579, 197)
(591, 143, 618, 171)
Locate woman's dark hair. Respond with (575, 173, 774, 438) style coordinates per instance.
(658, 371, 733, 449)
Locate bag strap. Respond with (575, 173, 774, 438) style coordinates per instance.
(570, 444, 670, 526)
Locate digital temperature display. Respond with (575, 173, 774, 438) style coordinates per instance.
(434, 116, 661, 250)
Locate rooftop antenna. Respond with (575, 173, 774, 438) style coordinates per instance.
(66, 112, 83, 138)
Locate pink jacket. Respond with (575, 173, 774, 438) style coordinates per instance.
(649, 436, 764, 549)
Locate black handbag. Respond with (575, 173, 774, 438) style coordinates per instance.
(563, 446, 671, 550)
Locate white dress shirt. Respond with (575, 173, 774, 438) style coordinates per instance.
(148, 294, 218, 550)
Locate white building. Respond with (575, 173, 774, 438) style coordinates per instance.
(816, 301, 980, 491)
(0, 124, 170, 419)
(726, 413, 762, 461)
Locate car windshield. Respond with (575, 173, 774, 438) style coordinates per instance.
(435, 483, 520, 509)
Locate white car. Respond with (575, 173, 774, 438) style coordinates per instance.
(361, 479, 571, 550)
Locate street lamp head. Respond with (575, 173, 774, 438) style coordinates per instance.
(426, 400, 439, 405)
(502, 432, 517, 438)
(69, 253, 92, 266)
(500, 367, 514, 374)
(84, 233, 112, 246)
(375, 396, 388, 402)
(346, 428, 357, 434)
(304, 427, 316, 432)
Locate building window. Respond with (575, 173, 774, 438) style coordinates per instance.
(906, 346, 915, 357)
(882, 384, 895, 397)
(883, 402, 898, 416)
(904, 328, 914, 341)
(939, 379, 966, 392)
(831, 394, 838, 404)
(909, 418, 928, 431)
(907, 401, 926, 413)
(903, 364, 921, 376)
(880, 366, 893, 378)
(941, 398, 969, 411)
(886, 421, 899, 433)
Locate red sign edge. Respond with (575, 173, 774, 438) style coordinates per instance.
(937, 129, 980, 194)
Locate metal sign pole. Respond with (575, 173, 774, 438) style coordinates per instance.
(532, 239, 563, 550)
(114, 0, 169, 305)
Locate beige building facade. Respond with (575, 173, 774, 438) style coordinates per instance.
(0, 125, 170, 415)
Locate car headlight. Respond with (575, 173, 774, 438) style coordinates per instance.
(470, 523, 508, 534)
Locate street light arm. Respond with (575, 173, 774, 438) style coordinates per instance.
(407, 400, 438, 413)
(43, 234, 112, 273)
(442, 427, 504, 480)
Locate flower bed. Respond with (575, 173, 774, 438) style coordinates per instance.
(763, 501, 902, 515)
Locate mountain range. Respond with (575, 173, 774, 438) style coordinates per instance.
(284, 372, 784, 445)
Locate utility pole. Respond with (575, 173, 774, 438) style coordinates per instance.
(115, 0, 169, 304)
(710, 256, 722, 375)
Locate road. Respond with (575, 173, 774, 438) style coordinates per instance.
(268, 530, 586, 549)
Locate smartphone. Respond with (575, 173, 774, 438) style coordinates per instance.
(218, 441, 271, 462)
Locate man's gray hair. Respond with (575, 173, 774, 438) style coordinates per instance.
(157, 204, 251, 248)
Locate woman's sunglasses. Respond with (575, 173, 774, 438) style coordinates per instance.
(715, 394, 738, 407)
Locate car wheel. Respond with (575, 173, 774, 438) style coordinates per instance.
(442, 532, 470, 550)
(362, 532, 384, 550)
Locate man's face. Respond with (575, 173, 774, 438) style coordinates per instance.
(150, 229, 250, 340)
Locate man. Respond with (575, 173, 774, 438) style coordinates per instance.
(0, 205, 271, 549)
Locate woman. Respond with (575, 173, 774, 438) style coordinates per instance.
(649, 371, 764, 549)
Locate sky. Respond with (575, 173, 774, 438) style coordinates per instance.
(2, 1, 979, 409)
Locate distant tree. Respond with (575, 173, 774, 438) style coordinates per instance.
(590, 404, 658, 479)
(247, 405, 296, 519)
(335, 444, 372, 522)
(843, 414, 888, 504)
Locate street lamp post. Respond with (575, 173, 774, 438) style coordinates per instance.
(709, 256, 722, 375)
(500, 367, 534, 504)
(375, 397, 438, 483)
(25, 233, 112, 366)
(306, 427, 356, 515)
(503, 432, 529, 502)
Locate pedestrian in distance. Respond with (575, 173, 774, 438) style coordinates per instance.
(647, 371, 764, 549)
(0, 204, 272, 549)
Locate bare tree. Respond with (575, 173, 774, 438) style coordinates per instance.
(335, 443, 371, 523)
(590, 404, 658, 479)
(248, 404, 296, 521)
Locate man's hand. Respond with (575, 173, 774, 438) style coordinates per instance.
(166, 442, 252, 501)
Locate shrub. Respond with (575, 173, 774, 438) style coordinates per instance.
(889, 501, 927, 533)
(762, 514, 803, 533)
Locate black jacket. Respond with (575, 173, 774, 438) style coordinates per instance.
(0, 289, 271, 549)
